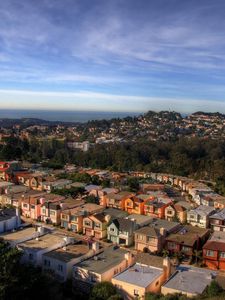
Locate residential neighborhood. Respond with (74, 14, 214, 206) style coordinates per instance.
(1, 160, 225, 299)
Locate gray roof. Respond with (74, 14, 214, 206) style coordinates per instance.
(189, 205, 215, 217)
(210, 208, 225, 220)
(148, 218, 180, 233)
(103, 208, 128, 219)
(113, 263, 163, 288)
(126, 214, 153, 226)
(75, 246, 128, 274)
(163, 265, 216, 295)
(112, 218, 135, 232)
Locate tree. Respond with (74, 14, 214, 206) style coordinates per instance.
(89, 282, 118, 300)
(204, 281, 224, 298)
(86, 195, 99, 204)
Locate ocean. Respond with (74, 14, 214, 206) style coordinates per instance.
(0, 109, 141, 123)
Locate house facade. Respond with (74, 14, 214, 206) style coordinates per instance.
(107, 218, 136, 246)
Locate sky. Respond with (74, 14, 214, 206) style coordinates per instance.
(0, 0, 225, 113)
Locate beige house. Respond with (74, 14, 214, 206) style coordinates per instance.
(112, 255, 172, 299)
(134, 226, 164, 253)
(73, 246, 134, 292)
(83, 213, 109, 239)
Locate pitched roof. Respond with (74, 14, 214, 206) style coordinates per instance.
(203, 241, 225, 252)
(112, 218, 135, 232)
(134, 226, 160, 238)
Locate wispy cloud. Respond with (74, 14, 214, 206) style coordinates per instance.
(0, 0, 225, 111)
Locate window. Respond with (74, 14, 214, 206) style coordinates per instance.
(220, 252, 225, 258)
(167, 210, 173, 215)
(31, 205, 35, 209)
(44, 259, 50, 267)
(23, 203, 28, 208)
(71, 216, 77, 222)
(134, 289, 139, 296)
(138, 234, 144, 241)
(110, 227, 115, 232)
(50, 210, 55, 216)
(57, 264, 63, 272)
(167, 242, 177, 250)
(155, 281, 159, 287)
(95, 223, 101, 228)
(206, 250, 214, 257)
(42, 209, 46, 214)
(182, 246, 191, 253)
(84, 221, 91, 226)
(189, 214, 195, 219)
(114, 268, 118, 275)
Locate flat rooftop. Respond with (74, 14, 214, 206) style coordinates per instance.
(18, 232, 65, 251)
(44, 243, 89, 263)
(162, 265, 216, 295)
(113, 263, 163, 288)
(0, 227, 36, 242)
(75, 246, 128, 274)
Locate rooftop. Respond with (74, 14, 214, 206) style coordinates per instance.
(166, 225, 210, 246)
(0, 227, 36, 242)
(103, 208, 128, 219)
(189, 205, 215, 216)
(75, 246, 128, 274)
(135, 253, 165, 269)
(210, 208, 225, 220)
(149, 218, 180, 233)
(126, 214, 152, 226)
(43, 242, 89, 263)
(162, 265, 216, 295)
(18, 232, 65, 251)
(113, 263, 163, 288)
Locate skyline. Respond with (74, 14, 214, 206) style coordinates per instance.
(1, 1, 225, 112)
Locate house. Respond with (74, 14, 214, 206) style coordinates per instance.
(0, 161, 21, 181)
(0, 207, 21, 233)
(213, 195, 225, 209)
(106, 191, 135, 210)
(134, 226, 163, 253)
(18, 232, 74, 266)
(85, 185, 102, 198)
(161, 265, 216, 297)
(73, 246, 134, 292)
(42, 241, 97, 282)
(20, 191, 47, 219)
(60, 203, 104, 232)
(187, 205, 215, 228)
(203, 231, 225, 270)
(41, 198, 84, 225)
(41, 179, 72, 192)
(148, 218, 180, 235)
(17, 173, 44, 190)
(209, 208, 225, 232)
(99, 188, 119, 207)
(165, 225, 210, 257)
(124, 194, 152, 215)
(83, 213, 109, 239)
(107, 218, 136, 246)
(112, 256, 172, 299)
(0, 181, 14, 194)
(165, 202, 191, 224)
(144, 198, 172, 219)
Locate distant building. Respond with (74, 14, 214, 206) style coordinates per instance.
(67, 141, 90, 152)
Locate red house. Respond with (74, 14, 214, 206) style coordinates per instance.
(203, 231, 225, 270)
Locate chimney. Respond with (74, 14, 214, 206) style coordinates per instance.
(163, 257, 171, 280)
(124, 252, 133, 266)
(160, 227, 166, 237)
(92, 241, 100, 252)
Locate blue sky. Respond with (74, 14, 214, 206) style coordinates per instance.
(0, 0, 225, 113)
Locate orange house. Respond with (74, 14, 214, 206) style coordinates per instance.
(124, 194, 152, 215)
(105, 191, 134, 210)
(144, 198, 172, 219)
